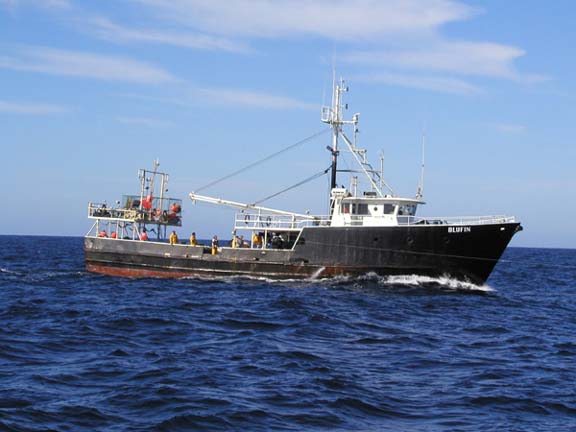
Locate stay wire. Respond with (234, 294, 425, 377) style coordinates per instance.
(194, 128, 330, 193)
(252, 166, 331, 206)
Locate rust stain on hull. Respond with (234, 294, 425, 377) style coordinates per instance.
(85, 262, 324, 279)
(86, 263, 207, 279)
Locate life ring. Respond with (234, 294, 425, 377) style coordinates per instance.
(265, 216, 272, 227)
(244, 214, 251, 225)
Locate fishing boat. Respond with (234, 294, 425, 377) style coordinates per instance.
(84, 79, 522, 284)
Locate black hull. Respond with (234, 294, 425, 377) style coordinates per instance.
(84, 222, 521, 284)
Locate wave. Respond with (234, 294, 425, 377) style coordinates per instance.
(180, 271, 492, 291)
(0, 268, 87, 283)
(0, 267, 24, 276)
(301, 272, 493, 292)
(377, 274, 494, 292)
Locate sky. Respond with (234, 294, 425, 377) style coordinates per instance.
(0, 0, 574, 248)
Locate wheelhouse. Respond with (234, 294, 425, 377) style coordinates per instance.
(329, 188, 423, 227)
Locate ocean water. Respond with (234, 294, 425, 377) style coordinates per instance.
(0, 236, 575, 432)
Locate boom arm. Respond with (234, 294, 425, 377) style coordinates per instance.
(189, 192, 314, 219)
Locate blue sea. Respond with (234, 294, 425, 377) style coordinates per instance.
(0, 236, 575, 431)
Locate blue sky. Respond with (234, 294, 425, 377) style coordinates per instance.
(1, 0, 574, 248)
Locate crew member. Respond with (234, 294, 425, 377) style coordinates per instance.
(140, 228, 149, 241)
(232, 234, 242, 248)
(271, 233, 283, 249)
(99, 203, 111, 217)
(252, 232, 262, 248)
(211, 235, 219, 255)
(169, 230, 179, 245)
(190, 232, 198, 246)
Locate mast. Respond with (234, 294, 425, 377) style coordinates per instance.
(321, 77, 394, 199)
(329, 146, 338, 190)
(322, 77, 344, 190)
(322, 78, 347, 214)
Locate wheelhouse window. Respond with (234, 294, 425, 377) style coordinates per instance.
(350, 203, 369, 215)
(383, 204, 396, 215)
(344, 202, 397, 216)
(398, 204, 416, 216)
(357, 204, 369, 215)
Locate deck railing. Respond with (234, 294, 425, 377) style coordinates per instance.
(88, 202, 182, 226)
(234, 212, 516, 230)
(401, 215, 516, 226)
(233, 213, 331, 231)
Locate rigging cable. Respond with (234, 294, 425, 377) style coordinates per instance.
(194, 128, 330, 193)
(252, 166, 331, 206)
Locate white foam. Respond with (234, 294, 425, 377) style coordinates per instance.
(380, 274, 493, 292)
(179, 271, 493, 291)
(0, 268, 18, 275)
(180, 274, 282, 284)
(309, 266, 326, 280)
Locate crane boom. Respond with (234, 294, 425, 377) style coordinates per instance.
(188, 192, 314, 219)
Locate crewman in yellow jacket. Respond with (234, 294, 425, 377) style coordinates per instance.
(169, 230, 179, 245)
(189, 232, 198, 246)
(252, 232, 262, 248)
